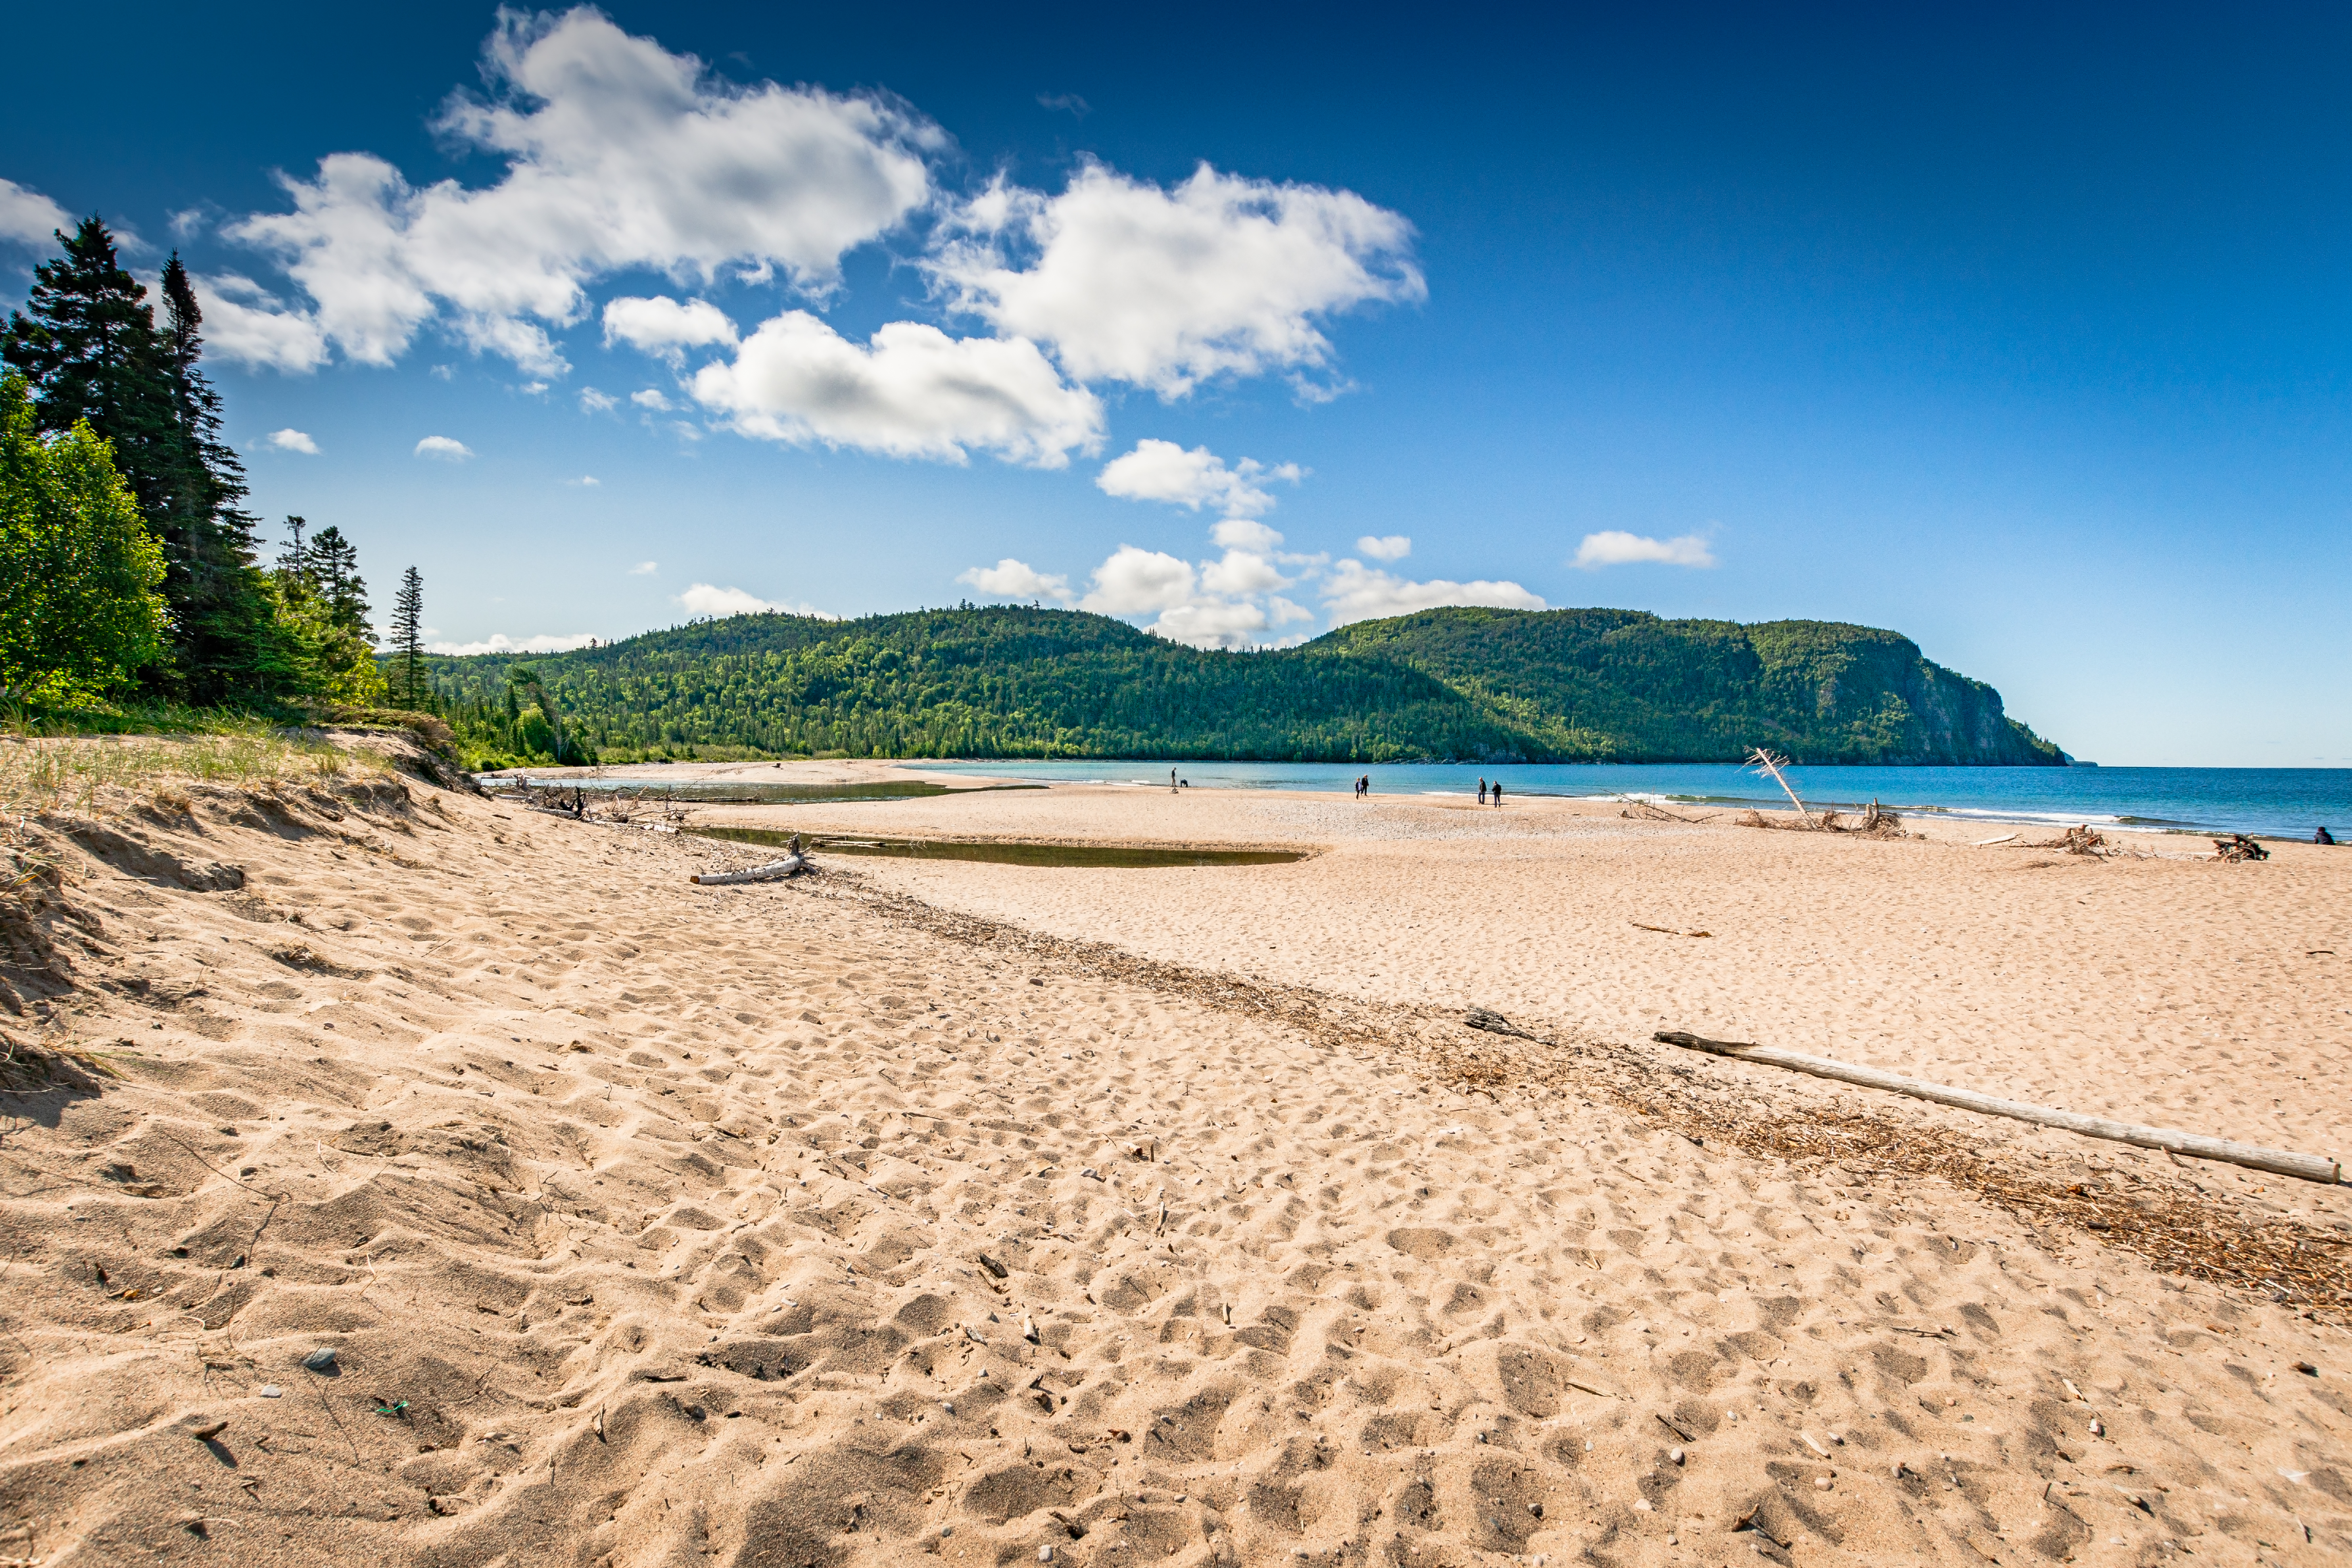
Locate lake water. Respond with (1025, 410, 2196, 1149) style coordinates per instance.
(915, 760, 2350, 840)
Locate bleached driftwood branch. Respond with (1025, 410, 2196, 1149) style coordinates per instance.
(1656, 1030, 2342, 1186)
(691, 853, 806, 885)
(1745, 747, 1817, 829)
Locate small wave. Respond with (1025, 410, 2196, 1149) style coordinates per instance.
(1936, 807, 2127, 826)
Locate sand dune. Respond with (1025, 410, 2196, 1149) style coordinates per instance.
(0, 749, 2344, 1566)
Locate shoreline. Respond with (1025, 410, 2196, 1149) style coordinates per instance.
(479, 755, 2349, 842)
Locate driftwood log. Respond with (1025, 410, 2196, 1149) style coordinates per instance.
(690, 854, 806, 886)
(1656, 1030, 2342, 1185)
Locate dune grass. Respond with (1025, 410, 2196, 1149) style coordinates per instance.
(0, 720, 389, 820)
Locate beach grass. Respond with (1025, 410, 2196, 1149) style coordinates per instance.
(0, 723, 390, 820)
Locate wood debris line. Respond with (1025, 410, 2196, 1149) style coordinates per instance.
(2020, 825, 2109, 858)
(1737, 802, 1912, 839)
(811, 872, 2352, 1321)
(1617, 799, 1714, 824)
(1655, 1030, 2341, 1187)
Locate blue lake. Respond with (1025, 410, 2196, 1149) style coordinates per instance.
(915, 760, 2350, 840)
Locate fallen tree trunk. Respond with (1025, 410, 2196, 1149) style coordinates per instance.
(690, 854, 806, 886)
(1655, 1030, 2342, 1185)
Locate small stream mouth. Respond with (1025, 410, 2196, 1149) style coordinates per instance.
(687, 826, 1305, 867)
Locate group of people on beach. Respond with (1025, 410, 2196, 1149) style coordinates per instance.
(1348, 774, 1507, 804)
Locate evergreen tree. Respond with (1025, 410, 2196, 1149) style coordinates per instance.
(265, 513, 383, 706)
(277, 514, 308, 580)
(151, 253, 279, 700)
(1, 218, 179, 518)
(3, 221, 280, 700)
(305, 525, 369, 635)
(388, 566, 426, 708)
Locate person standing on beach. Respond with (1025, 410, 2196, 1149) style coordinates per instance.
(1170, 767, 1178, 793)
(1492, 779, 1504, 807)
(1478, 778, 1487, 804)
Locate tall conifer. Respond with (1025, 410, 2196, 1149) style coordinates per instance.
(277, 514, 309, 580)
(389, 566, 426, 708)
(306, 525, 370, 636)
(152, 254, 279, 700)
(4, 221, 281, 700)
(2, 219, 178, 518)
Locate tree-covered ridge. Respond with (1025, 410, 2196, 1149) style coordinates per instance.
(425, 604, 2064, 768)
(1319, 607, 2062, 765)
(428, 607, 1544, 765)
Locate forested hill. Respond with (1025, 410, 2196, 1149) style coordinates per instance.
(423, 605, 2066, 769)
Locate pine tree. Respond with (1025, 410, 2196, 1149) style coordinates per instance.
(3, 222, 279, 701)
(2, 218, 180, 520)
(305, 525, 369, 636)
(277, 514, 309, 581)
(152, 253, 279, 701)
(389, 566, 426, 709)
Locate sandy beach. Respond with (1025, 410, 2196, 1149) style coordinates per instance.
(1, 746, 2346, 1566)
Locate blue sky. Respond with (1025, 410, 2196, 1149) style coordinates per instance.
(4, 3, 2347, 766)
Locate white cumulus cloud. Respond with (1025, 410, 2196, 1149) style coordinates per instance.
(1079, 546, 1198, 616)
(628, 560, 658, 575)
(1070, 540, 1307, 650)
(1210, 518, 1283, 553)
(631, 388, 674, 411)
(194, 273, 330, 372)
(578, 386, 617, 412)
(1571, 530, 1718, 569)
(1096, 438, 1300, 515)
(267, 428, 320, 454)
(218, 8, 935, 373)
(426, 632, 597, 655)
(1321, 559, 1544, 627)
(957, 558, 1072, 602)
(0, 177, 70, 246)
(929, 160, 1423, 397)
(603, 294, 739, 362)
(675, 583, 835, 619)
(691, 311, 1102, 466)
(1198, 549, 1289, 596)
(415, 435, 474, 461)
(1150, 599, 1277, 648)
(1356, 534, 1410, 561)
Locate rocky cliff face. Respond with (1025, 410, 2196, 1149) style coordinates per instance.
(1745, 621, 2062, 765)
(1324, 608, 2066, 764)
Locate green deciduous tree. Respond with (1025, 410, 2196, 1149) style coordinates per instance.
(0, 372, 169, 706)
